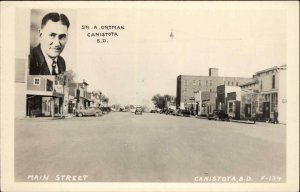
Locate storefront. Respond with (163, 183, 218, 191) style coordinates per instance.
(26, 92, 64, 117)
(258, 91, 278, 121)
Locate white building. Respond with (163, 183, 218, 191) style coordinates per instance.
(241, 65, 287, 123)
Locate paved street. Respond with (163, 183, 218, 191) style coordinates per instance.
(15, 112, 286, 182)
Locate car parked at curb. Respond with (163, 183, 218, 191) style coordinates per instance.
(150, 109, 159, 113)
(75, 107, 102, 117)
(208, 110, 231, 121)
(135, 107, 143, 115)
(181, 109, 191, 117)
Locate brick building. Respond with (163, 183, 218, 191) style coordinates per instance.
(176, 68, 253, 112)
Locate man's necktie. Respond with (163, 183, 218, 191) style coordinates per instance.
(52, 60, 57, 75)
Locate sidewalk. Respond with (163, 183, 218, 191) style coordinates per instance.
(21, 114, 74, 120)
(195, 116, 255, 124)
(195, 115, 287, 125)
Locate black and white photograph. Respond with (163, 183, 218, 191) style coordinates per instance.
(1, 1, 299, 192)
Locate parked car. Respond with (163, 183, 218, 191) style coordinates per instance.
(208, 110, 231, 121)
(100, 106, 111, 114)
(150, 109, 159, 113)
(75, 107, 102, 117)
(172, 109, 182, 116)
(181, 109, 191, 117)
(135, 107, 143, 115)
(166, 109, 174, 115)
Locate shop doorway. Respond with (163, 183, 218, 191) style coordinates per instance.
(245, 104, 251, 118)
(263, 102, 270, 119)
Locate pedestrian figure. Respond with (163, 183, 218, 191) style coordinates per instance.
(274, 108, 279, 124)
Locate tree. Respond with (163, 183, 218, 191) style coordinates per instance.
(151, 94, 173, 109)
(102, 96, 109, 104)
(64, 69, 76, 85)
(100, 94, 109, 104)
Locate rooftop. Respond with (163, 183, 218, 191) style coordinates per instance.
(255, 64, 287, 75)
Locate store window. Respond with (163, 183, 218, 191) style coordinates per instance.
(228, 102, 233, 113)
(271, 93, 278, 112)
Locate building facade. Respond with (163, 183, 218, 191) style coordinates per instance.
(15, 59, 27, 118)
(68, 80, 91, 111)
(240, 65, 287, 123)
(216, 85, 242, 119)
(26, 75, 65, 117)
(176, 68, 253, 111)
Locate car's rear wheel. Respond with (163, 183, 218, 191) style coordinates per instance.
(78, 113, 83, 117)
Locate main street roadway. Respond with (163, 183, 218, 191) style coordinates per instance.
(15, 112, 286, 182)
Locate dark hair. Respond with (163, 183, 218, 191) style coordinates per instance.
(41, 12, 70, 29)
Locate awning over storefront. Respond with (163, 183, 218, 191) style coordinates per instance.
(260, 90, 278, 94)
(26, 90, 64, 97)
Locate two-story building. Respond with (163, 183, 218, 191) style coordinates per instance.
(26, 75, 65, 117)
(240, 65, 287, 123)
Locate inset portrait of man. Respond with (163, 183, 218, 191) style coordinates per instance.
(30, 12, 70, 75)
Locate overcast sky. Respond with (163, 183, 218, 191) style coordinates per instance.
(61, 8, 286, 106)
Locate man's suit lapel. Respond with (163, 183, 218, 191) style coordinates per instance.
(57, 57, 65, 74)
(35, 45, 51, 75)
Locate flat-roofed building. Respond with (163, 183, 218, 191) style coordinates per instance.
(176, 68, 253, 112)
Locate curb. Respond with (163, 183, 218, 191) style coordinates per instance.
(195, 116, 256, 124)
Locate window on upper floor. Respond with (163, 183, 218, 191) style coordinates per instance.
(46, 79, 53, 91)
(272, 75, 275, 89)
(193, 80, 196, 85)
(33, 77, 40, 85)
(184, 80, 188, 86)
(199, 80, 201, 86)
(236, 82, 238, 86)
(210, 80, 212, 86)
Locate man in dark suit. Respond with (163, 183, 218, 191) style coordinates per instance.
(30, 12, 70, 75)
